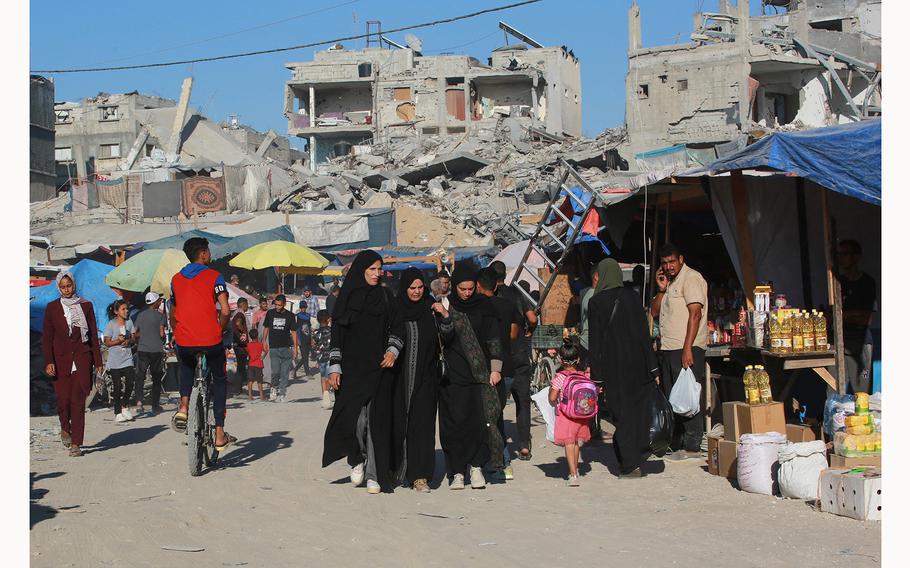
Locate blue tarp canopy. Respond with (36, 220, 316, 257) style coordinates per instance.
(135, 227, 295, 260)
(29, 259, 120, 334)
(706, 119, 881, 206)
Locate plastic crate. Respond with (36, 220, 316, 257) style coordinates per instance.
(531, 325, 565, 350)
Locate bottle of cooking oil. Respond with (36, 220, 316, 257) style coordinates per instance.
(802, 311, 816, 352)
(780, 315, 792, 353)
(743, 365, 760, 405)
(791, 313, 804, 353)
(757, 365, 773, 404)
(814, 310, 828, 352)
(769, 314, 782, 353)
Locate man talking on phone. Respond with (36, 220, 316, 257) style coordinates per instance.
(649, 243, 709, 462)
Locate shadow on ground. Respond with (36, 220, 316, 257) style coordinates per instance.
(30, 471, 65, 529)
(217, 430, 293, 469)
(84, 425, 167, 454)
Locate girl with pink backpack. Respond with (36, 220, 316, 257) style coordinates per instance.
(549, 338, 598, 486)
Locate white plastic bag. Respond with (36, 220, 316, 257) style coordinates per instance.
(531, 388, 556, 443)
(668, 367, 701, 417)
(777, 441, 828, 499)
(737, 432, 787, 495)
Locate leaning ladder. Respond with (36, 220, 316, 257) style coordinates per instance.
(510, 159, 599, 312)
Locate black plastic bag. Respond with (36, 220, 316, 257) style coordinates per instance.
(646, 382, 674, 457)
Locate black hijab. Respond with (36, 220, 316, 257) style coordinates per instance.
(333, 250, 384, 325)
(448, 262, 488, 315)
(397, 267, 432, 322)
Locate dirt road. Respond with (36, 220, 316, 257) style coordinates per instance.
(30, 372, 880, 567)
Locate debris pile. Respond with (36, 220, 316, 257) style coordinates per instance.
(276, 125, 632, 245)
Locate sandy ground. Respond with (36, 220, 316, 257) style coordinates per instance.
(30, 371, 880, 568)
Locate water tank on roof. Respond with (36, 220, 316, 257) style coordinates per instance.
(358, 63, 373, 77)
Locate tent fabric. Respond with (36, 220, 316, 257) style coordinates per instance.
(29, 259, 120, 334)
(136, 227, 295, 260)
(706, 119, 881, 206)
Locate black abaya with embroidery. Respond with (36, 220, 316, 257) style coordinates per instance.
(391, 268, 440, 485)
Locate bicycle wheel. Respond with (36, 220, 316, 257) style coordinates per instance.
(187, 386, 205, 477)
(202, 387, 219, 468)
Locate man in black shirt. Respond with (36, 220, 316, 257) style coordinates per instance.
(838, 239, 877, 394)
(477, 267, 521, 480)
(262, 294, 299, 402)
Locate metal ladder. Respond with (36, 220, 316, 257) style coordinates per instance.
(510, 159, 599, 311)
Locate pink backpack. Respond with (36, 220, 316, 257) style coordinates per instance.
(558, 371, 598, 420)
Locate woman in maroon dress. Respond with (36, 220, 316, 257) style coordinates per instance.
(42, 271, 103, 457)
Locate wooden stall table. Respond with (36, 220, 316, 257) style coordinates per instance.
(704, 344, 732, 431)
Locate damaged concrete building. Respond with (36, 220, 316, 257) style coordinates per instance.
(30, 75, 56, 202)
(284, 23, 582, 168)
(625, 0, 881, 157)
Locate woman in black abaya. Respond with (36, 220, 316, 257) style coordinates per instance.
(322, 250, 404, 494)
(436, 264, 504, 490)
(391, 268, 441, 493)
(588, 258, 661, 478)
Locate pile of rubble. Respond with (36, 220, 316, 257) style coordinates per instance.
(276, 123, 633, 246)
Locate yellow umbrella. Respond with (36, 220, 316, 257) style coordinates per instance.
(318, 266, 344, 277)
(228, 240, 329, 276)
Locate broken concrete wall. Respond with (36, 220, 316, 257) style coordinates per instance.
(472, 79, 533, 119)
(626, 43, 748, 153)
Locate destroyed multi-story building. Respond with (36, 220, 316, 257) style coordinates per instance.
(221, 120, 306, 166)
(30, 75, 56, 202)
(624, 0, 881, 156)
(53, 92, 177, 188)
(283, 23, 582, 168)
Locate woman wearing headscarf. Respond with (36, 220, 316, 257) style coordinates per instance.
(42, 271, 104, 457)
(391, 268, 441, 493)
(322, 250, 404, 494)
(588, 258, 660, 478)
(436, 263, 504, 490)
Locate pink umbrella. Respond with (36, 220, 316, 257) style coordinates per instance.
(493, 240, 547, 291)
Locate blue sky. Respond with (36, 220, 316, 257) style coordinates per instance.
(30, 0, 766, 146)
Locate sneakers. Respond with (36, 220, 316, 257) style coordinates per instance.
(665, 450, 702, 462)
(120, 408, 134, 421)
(269, 389, 277, 401)
(275, 395, 287, 403)
(320, 391, 333, 409)
(114, 413, 130, 423)
(366, 480, 381, 494)
(502, 466, 514, 481)
(469, 467, 486, 489)
(567, 475, 580, 487)
(413, 479, 430, 493)
(350, 463, 365, 486)
(449, 474, 465, 490)
(618, 467, 643, 479)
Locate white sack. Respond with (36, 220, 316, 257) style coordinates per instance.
(778, 440, 829, 500)
(737, 432, 787, 496)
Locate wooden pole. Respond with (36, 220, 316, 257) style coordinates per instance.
(731, 170, 757, 309)
(820, 188, 847, 394)
(795, 178, 814, 307)
(664, 191, 671, 244)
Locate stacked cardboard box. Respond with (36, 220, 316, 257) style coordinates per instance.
(712, 401, 787, 479)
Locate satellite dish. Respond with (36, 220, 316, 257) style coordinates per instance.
(405, 34, 423, 53)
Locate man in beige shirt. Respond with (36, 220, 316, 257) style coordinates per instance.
(649, 243, 709, 461)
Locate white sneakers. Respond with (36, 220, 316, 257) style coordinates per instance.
(320, 391, 333, 409)
(449, 473, 465, 490)
(350, 463, 365, 486)
(366, 480, 381, 494)
(121, 408, 134, 420)
(115, 408, 135, 423)
(269, 389, 277, 401)
(469, 467, 486, 489)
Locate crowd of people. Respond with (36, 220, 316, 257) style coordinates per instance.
(40, 236, 724, 491)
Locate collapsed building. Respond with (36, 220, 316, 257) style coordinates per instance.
(283, 22, 582, 168)
(625, 0, 881, 160)
(30, 75, 56, 202)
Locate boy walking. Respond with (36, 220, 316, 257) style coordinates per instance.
(262, 294, 298, 403)
(246, 329, 266, 400)
(311, 309, 334, 409)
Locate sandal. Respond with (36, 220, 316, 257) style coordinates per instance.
(61, 431, 72, 449)
(215, 433, 238, 453)
(170, 411, 187, 433)
(69, 446, 82, 457)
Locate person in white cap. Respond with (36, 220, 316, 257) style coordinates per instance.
(133, 291, 167, 414)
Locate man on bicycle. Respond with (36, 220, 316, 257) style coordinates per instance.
(169, 237, 236, 452)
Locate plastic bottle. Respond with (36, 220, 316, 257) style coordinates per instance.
(791, 313, 804, 353)
(768, 314, 778, 353)
(743, 365, 760, 405)
(757, 365, 773, 404)
(802, 311, 816, 352)
(780, 316, 792, 353)
(814, 310, 828, 352)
